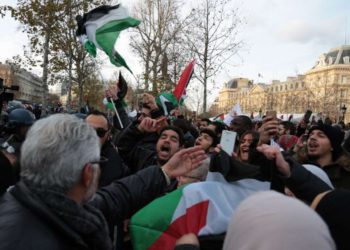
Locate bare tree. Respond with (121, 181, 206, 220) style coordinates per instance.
(183, 0, 243, 112)
(130, 0, 189, 94)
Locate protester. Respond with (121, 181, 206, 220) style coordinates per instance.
(207, 121, 227, 138)
(0, 114, 206, 250)
(229, 115, 253, 139)
(257, 144, 350, 250)
(236, 130, 259, 162)
(199, 118, 211, 130)
(117, 117, 184, 174)
(173, 118, 195, 148)
(194, 129, 218, 153)
(85, 110, 129, 187)
(293, 124, 350, 188)
(222, 191, 335, 250)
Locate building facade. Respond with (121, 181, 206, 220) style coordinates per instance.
(213, 45, 350, 122)
(0, 63, 44, 104)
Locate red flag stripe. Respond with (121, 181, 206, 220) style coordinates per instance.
(149, 200, 209, 250)
(173, 59, 196, 101)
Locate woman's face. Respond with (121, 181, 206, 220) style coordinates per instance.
(239, 133, 253, 161)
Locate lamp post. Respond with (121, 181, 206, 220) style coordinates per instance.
(341, 104, 347, 122)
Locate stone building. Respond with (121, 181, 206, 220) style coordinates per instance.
(214, 45, 350, 122)
(0, 63, 44, 104)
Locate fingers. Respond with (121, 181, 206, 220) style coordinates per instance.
(214, 144, 222, 153)
(256, 144, 279, 160)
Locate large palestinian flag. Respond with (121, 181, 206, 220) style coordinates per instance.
(130, 175, 270, 250)
(76, 4, 140, 72)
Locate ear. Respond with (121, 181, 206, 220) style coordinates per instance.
(82, 164, 94, 188)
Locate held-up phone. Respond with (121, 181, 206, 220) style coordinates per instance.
(304, 110, 312, 124)
(266, 110, 277, 119)
(220, 130, 237, 156)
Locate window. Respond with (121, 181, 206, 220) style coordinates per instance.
(344, 56, 350, 64)
(340, 89, 347, 98)
(342, 75, 348, 84)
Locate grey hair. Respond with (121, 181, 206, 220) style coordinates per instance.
(190, 157, 210, 181)
(20, 114, 100, 191)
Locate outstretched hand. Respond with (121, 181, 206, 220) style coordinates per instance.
(256, 144, 291, 177)
(162, 146, 207, 179)
(138, 117, 158, 133)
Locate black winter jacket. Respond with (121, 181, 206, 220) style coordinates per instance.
(0, 166, 168, 250)
(116, 123, 159, 173)
(99, 140, 129, 187)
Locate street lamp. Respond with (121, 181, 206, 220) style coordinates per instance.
(340, 104, 347, 122)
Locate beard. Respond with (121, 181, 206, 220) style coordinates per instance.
(83, 168, 99, 203)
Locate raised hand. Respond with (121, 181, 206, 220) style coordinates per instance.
(256, 144, 291, 177)
(105, 84, 120, 101)
(162, 146, 207, 178)
(258, 116, 279, 144)
(143, 93, 158, 110)
(137, 117, 158, 133)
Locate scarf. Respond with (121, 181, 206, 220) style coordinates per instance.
(27, 183, 113, 250)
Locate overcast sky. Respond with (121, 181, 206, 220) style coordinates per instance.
(1, 0, 349, 103)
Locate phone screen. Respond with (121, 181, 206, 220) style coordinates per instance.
(220, 130, 237, 156)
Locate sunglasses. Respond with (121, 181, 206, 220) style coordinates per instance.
(95, 127, 109, 138)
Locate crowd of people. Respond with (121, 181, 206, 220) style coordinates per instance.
(1, 89, 350, 250)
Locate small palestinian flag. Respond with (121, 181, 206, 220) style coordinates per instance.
(156, 92, 178, 116)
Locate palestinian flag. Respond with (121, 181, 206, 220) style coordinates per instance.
(156, 92, 178, 116)
(76, 4, 140, 72)
(173, 59, 195, 105)
(213, 113, 225, 122)
(130, 176, 270, 250)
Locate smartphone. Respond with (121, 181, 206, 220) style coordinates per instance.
(304, 110, 312, 124)
(266, 110, 277, 119)
(220, 130, 237, 156)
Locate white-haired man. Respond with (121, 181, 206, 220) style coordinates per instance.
(0, 114, 206, 250)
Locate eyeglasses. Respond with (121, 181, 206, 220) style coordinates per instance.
(95, 127, 109, 138)
(89, 156, 109, 167)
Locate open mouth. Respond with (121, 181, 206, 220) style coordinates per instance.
(160, 144, 171, 153)
(195, 141, 201, 146)
(308, 141, 319, 150)
(241, 147, 249, 153)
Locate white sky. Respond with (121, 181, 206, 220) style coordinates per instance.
(1, 0, 349, 105)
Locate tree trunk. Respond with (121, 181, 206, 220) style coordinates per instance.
(67, 51, 73, 110)
(41, 31, 50, 114)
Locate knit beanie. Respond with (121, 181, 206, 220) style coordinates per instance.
(308, 124, 344, 160)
